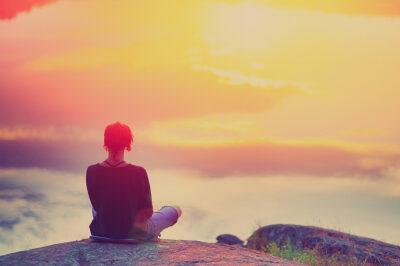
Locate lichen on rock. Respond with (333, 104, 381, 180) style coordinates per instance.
(0, 238, 305, 265)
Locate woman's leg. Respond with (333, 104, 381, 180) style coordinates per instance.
(146, 206, 181, 238)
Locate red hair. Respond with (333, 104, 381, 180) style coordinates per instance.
(103, 121, 133, 154)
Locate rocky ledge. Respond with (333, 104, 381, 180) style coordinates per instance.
(245, 224, 400, 265)
(0, 238, 304, 265)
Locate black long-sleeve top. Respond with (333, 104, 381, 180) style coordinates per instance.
(86, 163, 153, 239)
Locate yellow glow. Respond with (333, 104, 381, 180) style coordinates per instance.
(340, 128, 388, 136)
(0, 126, 101, 141)
(140, 115, 400, 156)
(2, 0, 400, 255)
(2, 0, 400, 170)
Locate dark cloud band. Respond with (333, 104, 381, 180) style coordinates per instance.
(0, 138, 398, 178)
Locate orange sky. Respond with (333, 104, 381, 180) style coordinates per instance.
(2, 0, 400, 254)
(0, 0, 400, 179)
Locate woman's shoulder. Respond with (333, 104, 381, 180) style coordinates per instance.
(86, 162, 146, 174)
(128, 163, 147, 173)
(87, 162, 101, 170)
(86, 163, 100, 175)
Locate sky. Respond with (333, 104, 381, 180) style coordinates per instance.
(0, 0, 400, 255)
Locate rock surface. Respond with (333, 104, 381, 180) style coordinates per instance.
(0, 238, 305, 265)
(247, 224, 400, 265)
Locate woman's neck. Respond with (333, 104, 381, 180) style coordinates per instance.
(106, 150, 125, 163)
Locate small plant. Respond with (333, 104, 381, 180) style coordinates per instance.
(247, 225, 378, 266)
(266, 237, 318, 264)
(251, 234, 345, 265)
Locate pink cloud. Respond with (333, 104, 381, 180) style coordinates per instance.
(1, 138, 398, 179)
(0, 67, 303, 128)
(257, 0, 400, 17)
(136, 142, 399, 178)
(0, 0, 56, 20)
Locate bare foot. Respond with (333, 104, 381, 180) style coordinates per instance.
(172, 205, 182, 218)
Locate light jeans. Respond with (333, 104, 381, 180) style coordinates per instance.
(146, 206, 180, 238)
(92, 206, 180, 239)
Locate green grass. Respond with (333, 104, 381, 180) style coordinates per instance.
(248, 233, 373, 266)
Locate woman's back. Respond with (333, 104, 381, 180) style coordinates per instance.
(86, 163, 153, 239)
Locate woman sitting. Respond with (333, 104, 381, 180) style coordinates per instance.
(86, 121, 181, 240)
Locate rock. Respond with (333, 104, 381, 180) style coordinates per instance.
(247, 224, 400, 265)
(0, 238, 305, 265)
(216, 234, 244, 246)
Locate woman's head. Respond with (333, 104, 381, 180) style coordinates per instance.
(103, 121, 133, 155)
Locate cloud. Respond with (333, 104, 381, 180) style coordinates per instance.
(137, 141, 400, 178)
(0, 135, 399, 179)
(192, 65, 313, 94)
(0, 139, 100, 172)
(0, 168, 92, 255)
(1, 166, 400, 255)
(339, 128, 388, 137)
(0, 218, 20, 231)
(0, 67, 305, 128)
(0, 179, 44, 202)
(0, 167, 232, 255)
(253, 0, 400, 17)
(0, 110, 398, 179)
(0, 125, 102, 141)
(0, 0, 56, 20)
(0, 178, 45, 233)
(138, 116, 400, 179)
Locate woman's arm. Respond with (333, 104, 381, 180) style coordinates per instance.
(140, 168, 154, 219)
(86, 166, 98, 212)
(133, 167, 154, 225)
